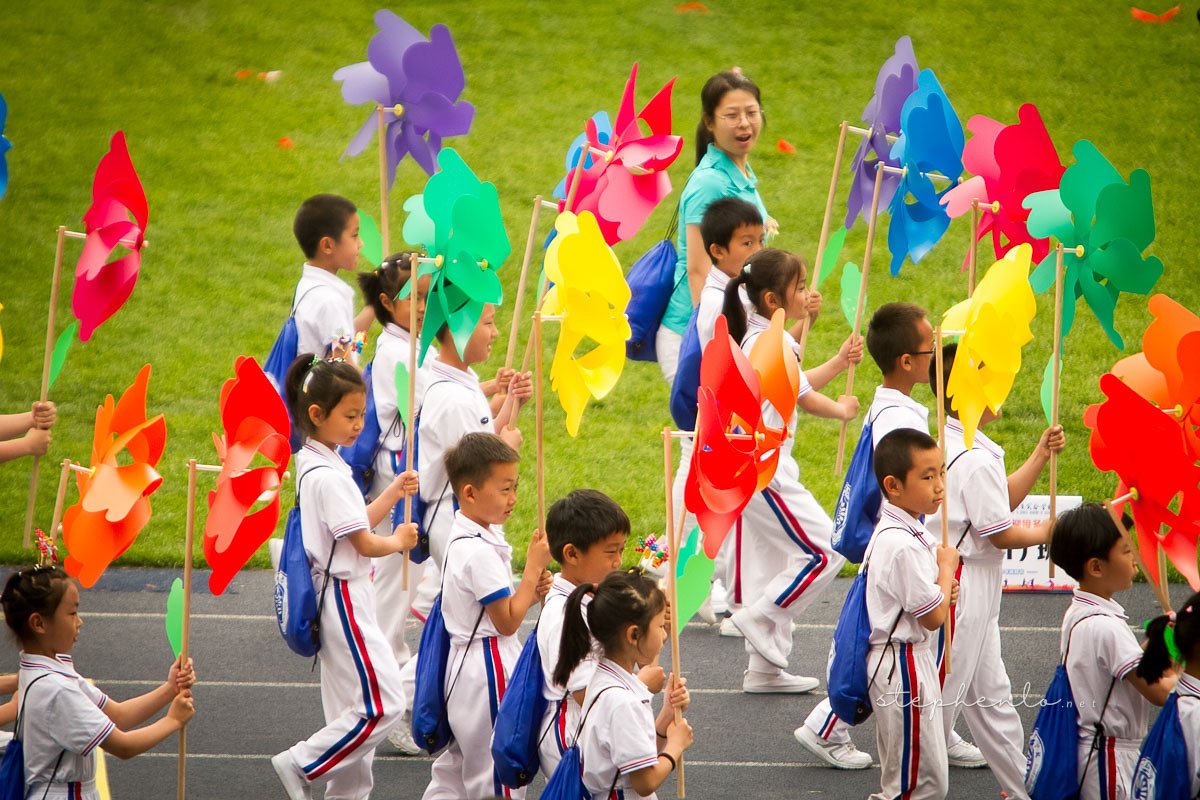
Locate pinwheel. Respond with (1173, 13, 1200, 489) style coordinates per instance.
(0, 90, 11, 200)
(204, 356, 292, 595)
(401, 148, 510, 360)
(72, 131, 148, 342)
(334, 10, 474, 181)
(1024, 140, 1163, 350)
(940, 104, 1064, 266)
(886, 69, 964, 275)
(553, 112, 612, 200)
(844, 36, 918, 229)
(555, 63, 683, 246)
(540, 211, 631, 435)
(62, 364, 166, 587)
(940, 244, 1037, 447)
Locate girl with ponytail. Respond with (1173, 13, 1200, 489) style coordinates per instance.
(1134, 592, 1199, 796)
(554, 571, 692, 799)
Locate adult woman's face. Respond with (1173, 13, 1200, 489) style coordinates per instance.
(705, 88, 762, 162)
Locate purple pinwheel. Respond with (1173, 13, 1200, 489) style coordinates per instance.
(844, 36, 919, 229)
(334, 10, 474, 182)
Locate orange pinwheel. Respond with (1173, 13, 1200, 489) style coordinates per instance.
(62, 364, 166, 587)
(204, 357, 292, 595)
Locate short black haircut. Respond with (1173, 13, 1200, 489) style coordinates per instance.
(874, 428, 939, 491)
(700, 197, 763, 259)
(929, 341, 958, 414)
(1048, 503, 1124, 581)
(545, 489, 631, 562)
(445, 432, 520, 496)
(866, 302, 928, 375)
(293, 194, 357, 259)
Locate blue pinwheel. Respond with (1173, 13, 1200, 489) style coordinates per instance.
(334, 10, 474, 182)
(553, 112, 613, 200)
(0, 91, 11, 200)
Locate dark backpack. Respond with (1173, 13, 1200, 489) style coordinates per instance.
(539, 686, 621, 800)
(263, 286, 319, 453)
(832, 406, 901, 563)
(0, 674, 63, 800)
(274, 466, 337, 658)
(1131, 692, 1193, 800)
(491, 625, 552, 788)
(340, 361, 385, 496)
(668, 308, 703, 431)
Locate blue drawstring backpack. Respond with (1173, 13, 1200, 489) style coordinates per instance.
(0, 674, 61, 800)
(274, 467, 337, 658)
(624, 238, 680, 363)
(340, 361, 385, 496)
(491, 626, 552, 788)
(827, 530, 904, 725)
(669, 309, 703, 431)
(263, 287, 320, 452)
(412, 536, 486, 754)
(832, 406, 901, 563)
(539, 686, 621, 800)
(1131, 693, 1190, 800)
(1025, 614, 1115, 800)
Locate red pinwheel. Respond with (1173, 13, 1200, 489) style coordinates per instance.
(941, 103, 1065, 266)
(62, 365, 166, 587)
(72, 132, 148, 341)
(204, 357, 292, 595)
(557, 63, 683, 246)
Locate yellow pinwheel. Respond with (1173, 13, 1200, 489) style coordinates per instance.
(541, 211, 631, 436)
(941, 243, 1037, 446)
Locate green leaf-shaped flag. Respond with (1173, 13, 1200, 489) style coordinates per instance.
(165, 577, 183, 659)
(359, 211, 383, 268)
(817, 226, 848, 289)
(48, 320, 79, 390)
(674, 526, 715, 634)
(840, 262, 863, 329)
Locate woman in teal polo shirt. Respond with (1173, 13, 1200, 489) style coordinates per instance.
(656, 68, 774, 382)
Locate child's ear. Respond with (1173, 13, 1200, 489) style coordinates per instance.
(307, 404, 325, 427)
(708, 242, 727, 264)
(460, 483, 477, 505)
(28, 612, 46, 636)
(1085, 556, 1105, 579)
(561, 543, 579, 565)
(319, 235, 335, 254)
(624, 622, 641, 647)
(881, 474, 902, 499)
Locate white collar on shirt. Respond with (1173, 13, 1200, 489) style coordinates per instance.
(452, 510, 510, 551)
(19, 652, 79, 679)
(550, 574, 578, 598)
(1177, 672, 1200, 698)
(872, 386, 930, 423)
(946, 418, 1003, 461)
(746, 310, 771, 332)
(301, 264, 354, 298)
(428, 357, 479, 389)
(1070, 588, 1129, 620)
(880, 501, 933, 544)
(703, 268, 731, 291)
(381, 322, 412, 344)
(594, 658, 652, 702)
(300, 439, 353, 473)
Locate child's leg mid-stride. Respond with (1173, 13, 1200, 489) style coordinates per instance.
(278, 577, 405, 800)
(869, 642, 948, 800)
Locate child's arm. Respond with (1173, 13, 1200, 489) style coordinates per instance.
(347, 522, 419, 558)
(364, 471, 419, 529)
(354, 306, 375, 335)
(493, 372, 533, 428)
(103, 658, 195, 730)
(803, 333, 863, 391)
(988, 521, 1052, 551)
(797, 390, 859, 422)
(0, 401, 53, 440)
(1125, 669, 1177, 706)
(0, 428, 51, 463)
(630, 674, 693, 796)
(0, 697, 15, 727)
(787, 289, 823, 341)
(484, 530, 553, 636)
(917, 544, 960, 630)
(1006, 425, 1065, 510)
(102, 691, 194, 759)
(0, 673, 18, 696)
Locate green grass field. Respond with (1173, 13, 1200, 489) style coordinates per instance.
(1, 1, 1197, 574)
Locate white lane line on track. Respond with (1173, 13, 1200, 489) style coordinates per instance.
(138, 752, 875, 768)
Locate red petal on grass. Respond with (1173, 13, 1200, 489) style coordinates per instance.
(1130, 5, 1180, 22)
(777, 138, 796, 154)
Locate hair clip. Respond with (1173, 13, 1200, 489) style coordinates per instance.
(742, 263, 752, 275)
(309, 354, 321, 367)
(302, 369, 317, 394)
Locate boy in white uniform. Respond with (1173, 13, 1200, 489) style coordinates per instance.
(422, 433, 553, 800)
(1048, 504, 1175, 799)
(864, 429, 959, 800)
(291, 194, 365, 362)
(926, 342, 1065, 799)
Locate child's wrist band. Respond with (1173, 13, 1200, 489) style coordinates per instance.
(655, 727, 668, 738)
(659, 752, 676, 771)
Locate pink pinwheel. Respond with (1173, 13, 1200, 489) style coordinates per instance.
(556, 63, 683, 246)
(335, 10, 474, 181)
(941, 104, 1065, 267)
(72, 132, 148, 342)
(844, 36, 919, 229)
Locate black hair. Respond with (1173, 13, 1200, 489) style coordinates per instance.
(695, 70, 764, 165)
(357, 251, 419, 327)
(1140, 591, 1200, 683)
(866, 302, 928, 375)
(722, 247, 805, 345)
(1, 566, 72, 643)
(929, 341, 959, 415)
(700, 197, 763, 260)
(293, 194, 357, 259)
(546, 489, 631, 563)
(1048, 503, 1125, 582)
(283, 354, 366, 438)
(553, 569, 666, 687)
(873, 428, 940, 491)
(444, 432, 519, 496)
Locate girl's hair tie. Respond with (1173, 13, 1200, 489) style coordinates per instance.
(742, 263, 752, 275)
(302, 358, 320, 393)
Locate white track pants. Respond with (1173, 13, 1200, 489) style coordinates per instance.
(868, 641, 948, 800)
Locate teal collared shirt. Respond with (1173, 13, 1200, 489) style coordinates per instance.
(661, 143, 769, 334)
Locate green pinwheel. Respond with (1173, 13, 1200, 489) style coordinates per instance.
(401, 147, 511, 359)
(1024, 140, 1162, 349)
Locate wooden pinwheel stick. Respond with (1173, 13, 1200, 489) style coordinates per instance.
(1102, 493, 1172, 615)
(1047, 242, 1084, 578)
(878, 163, 959, 185)
(534, 312, 547, 535)
(660, 427, 686, 799)
(376, 105, 391, 255)
(178, 458, 199, 800)
(504, 196, 547, 370)
(834, 163, 886, 475)
(400, 266, 420, 590)
(845, 124, 900, 143)
(62, 229, 148, 247)
(933, 327, 952, 676)
(46, 458, 73, 549)
(965, 200, 1000, 298)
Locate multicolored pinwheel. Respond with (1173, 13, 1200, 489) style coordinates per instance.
(0, 90, 11, 200)
(62, 364, 166, 587)
(334, 10, 474, 181)
(685, 311, 799, 557)
(204, 357, 292, 595)
(941, 244, 1037, 447)
(540, 211, 631, 435)
(553, 112, 612, 200)
(940, 104, 1064, 266)
(401, 148, 510, 360)
(1024, 140, 1163, 349)
(555, 63, 683, 246)
(886, 69, 964, 274)
(844, 36, 919, 229)
(72, 131, 148, 342)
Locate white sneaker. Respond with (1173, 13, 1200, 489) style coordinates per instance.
(731, 607, 788, 669)
(719, 617, 744, 637)
(271, 751, 313, 800)
(696, 593, 718, 625)
(946, 739, 988, 768)
(742, 669, 819, 694)
(269, 538, 283, 572)
(710, 579, 729, 615)
(387, 716, 423, 756)
(794, 725, 873, 769)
